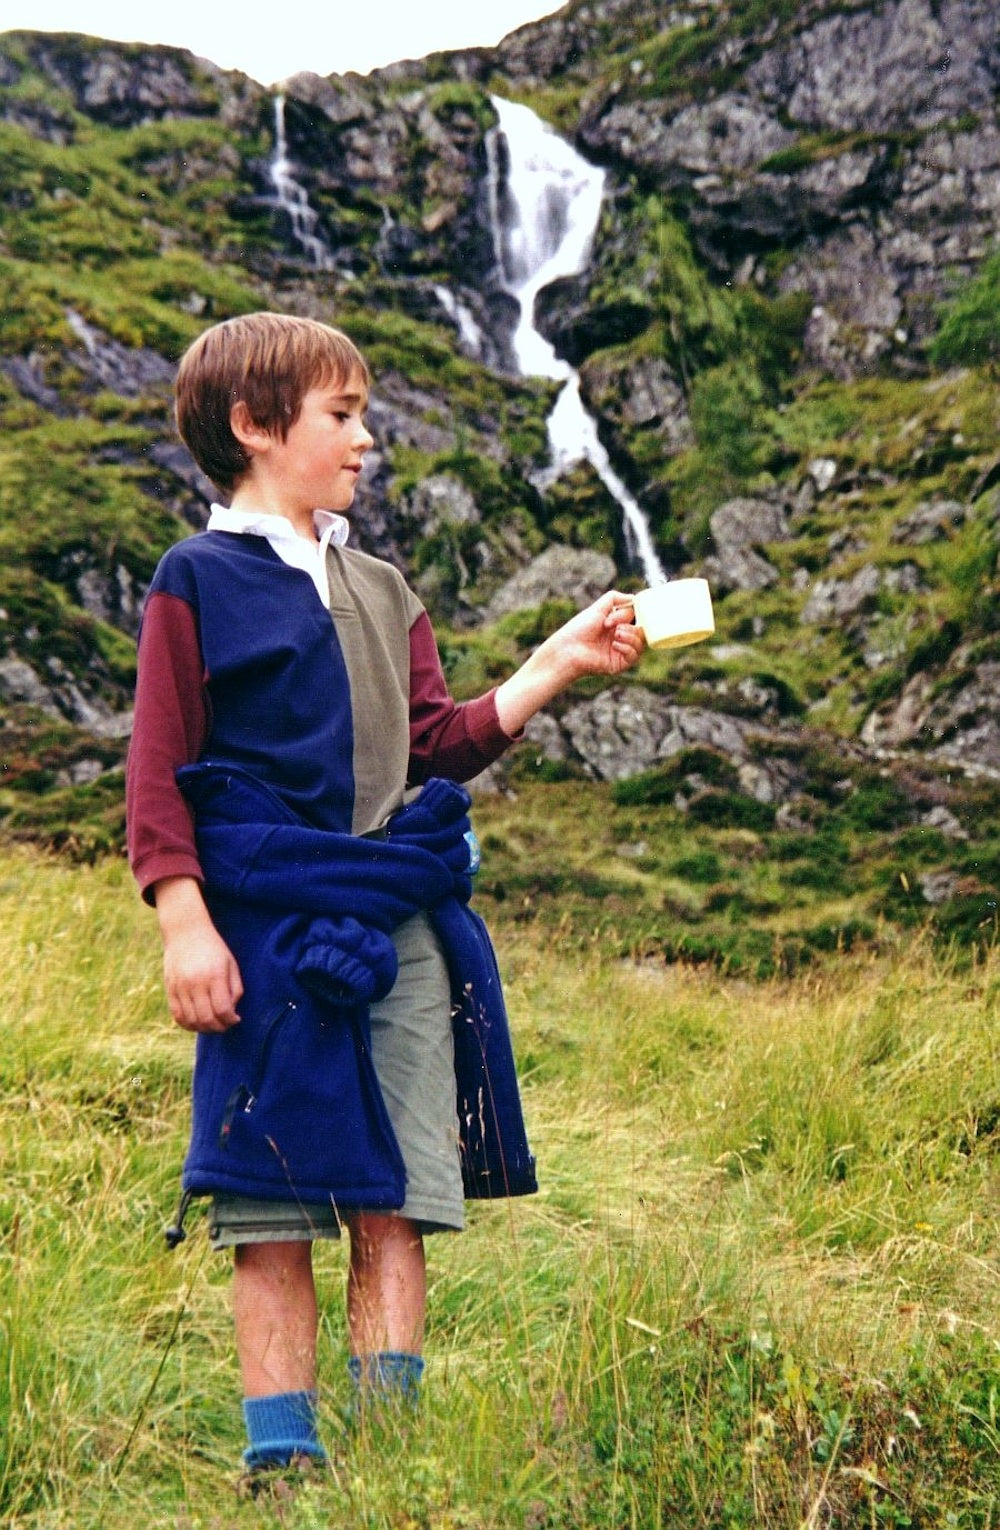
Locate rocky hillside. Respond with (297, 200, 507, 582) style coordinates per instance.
(0, 1, 997, 964)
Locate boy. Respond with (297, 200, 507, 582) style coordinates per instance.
(126, 311, 643, 1477)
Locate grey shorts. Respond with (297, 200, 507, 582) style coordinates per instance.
(208, 911, 465, 1248)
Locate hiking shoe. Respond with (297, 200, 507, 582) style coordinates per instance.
(236, 1451, 326, 1501)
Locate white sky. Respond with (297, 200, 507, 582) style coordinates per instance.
(0, 1, 565, 84)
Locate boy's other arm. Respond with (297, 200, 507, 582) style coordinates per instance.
(408, 591, 643, 781)
(154, 875, 244, 1032)
(494, 590, 644, 737)
(127, 591, 210, 894)
(127, 591, 242, 1031)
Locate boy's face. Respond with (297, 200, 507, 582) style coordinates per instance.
(255, 370, 374, 518)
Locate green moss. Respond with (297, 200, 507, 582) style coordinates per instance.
(837, 776, 914, 834)
(759, 129, 887, 175)
(671, 850, 724, 882)
(780, 853, 851, 895)
(0, 259, 75, 354)
(576, 217, 806, 533)
(930, 248, 1000, 368)
(686, 790, 777, 832)
(110, 254, 260, 325)
(613, 749, 740, 807)
(425, 81, 496, 133)
(688, 362, 775, 479)
(0, 418, 185, 576)
(494, 600, 578, 648)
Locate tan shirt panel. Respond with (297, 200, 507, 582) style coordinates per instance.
(324, 542, 424, 836)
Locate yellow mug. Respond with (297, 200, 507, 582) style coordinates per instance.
(631, 578, 714, 650)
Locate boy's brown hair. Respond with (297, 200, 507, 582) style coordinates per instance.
(175, 312, 370, 494)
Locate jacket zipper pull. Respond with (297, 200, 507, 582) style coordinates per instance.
(164, 1187, 194, 1250)
(219, 1083, 253, 1146)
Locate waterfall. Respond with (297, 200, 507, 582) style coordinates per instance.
(433, 284, 487, 360)
(269, 95, 335, 270)
(486, 97, 666, 586)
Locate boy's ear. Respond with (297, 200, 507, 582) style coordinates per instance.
(230, 399, 273, 457)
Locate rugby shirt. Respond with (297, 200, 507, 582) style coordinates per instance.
(126, 524, 514, 897)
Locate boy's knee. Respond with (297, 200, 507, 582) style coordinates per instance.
(347, 1214, 422, 1263)
(234, 1239, 314, 1280)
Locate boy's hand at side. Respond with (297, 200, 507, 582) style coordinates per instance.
(495, 590, 645, 737)
(154, 876, 244, 1032)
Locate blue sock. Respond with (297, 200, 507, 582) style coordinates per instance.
(347, 1351, 425, 1408)
(242, 1389, 326, 1468)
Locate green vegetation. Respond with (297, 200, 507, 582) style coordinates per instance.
(575, 194, 812, 538)
(2, 850, 999, 1526)
(462, 773, 1000, 979)
(930, 247, 1000, 369)
(0, 97, 263, 357)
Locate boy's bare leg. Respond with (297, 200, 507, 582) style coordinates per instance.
(346, 1214, 426, 1354)
(233, 1240, 318, 1396)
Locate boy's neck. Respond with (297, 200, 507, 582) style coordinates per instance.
(228, 487, 318, 541)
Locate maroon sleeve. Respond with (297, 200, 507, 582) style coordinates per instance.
(407, 610, 519, 783)
(125, 591, 210, 901)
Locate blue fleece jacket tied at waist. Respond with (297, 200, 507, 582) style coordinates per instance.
(175, 762, 537, 1211)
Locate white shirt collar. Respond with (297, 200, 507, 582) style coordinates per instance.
(206, 504, 349, 608)
(207, 504, 350, 547)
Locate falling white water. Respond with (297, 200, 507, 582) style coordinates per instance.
(270, 95, 335, 270)
(433, 284, 487, 360)
(487, 96, 666, 585)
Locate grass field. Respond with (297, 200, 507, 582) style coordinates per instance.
(2, 845, 999, 1528)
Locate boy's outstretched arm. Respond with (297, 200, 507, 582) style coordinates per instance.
(494, 590, 644, 738)
(154, 875, 244, 1032)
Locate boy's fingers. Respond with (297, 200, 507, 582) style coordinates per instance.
(603, 597, 637, 627)
(206, 973, 241, 1028)
(174, 984, 204, 1031)
(166, 972, 241, 1031)
(228, 955, 245, 1008)
(165, 977, 192, 1028)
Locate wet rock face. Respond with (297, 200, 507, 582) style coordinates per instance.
(482, 545, 618, 623)
(272, 78, 498, 289)
(698, 498, 790, 594)
(863, 662, 1000, 778)
(532, 684, 808, 815)
(57, 554, 144, 639)
(1, 314, 177, 419)
(579, 353, 694, 459)
(892, 500, 970, 545)
(744, 0, 998, 134)
(64, 312, 176, 398)
(584, 94, 797, 186)
(801, 565, 883, 626)
(404, 475, 481, 537)
(24, 36, 220, 126)
(559, 686, 757, 783)
(572, 0, 1000, 374)
(0, 653, 133, 738)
